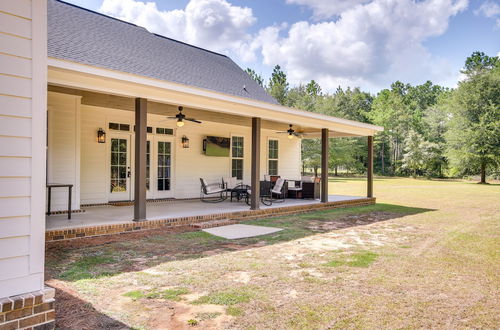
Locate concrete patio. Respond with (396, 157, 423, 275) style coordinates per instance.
(46, 195, 367, 231)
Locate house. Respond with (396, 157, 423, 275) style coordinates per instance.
(0, 0, 382, 328)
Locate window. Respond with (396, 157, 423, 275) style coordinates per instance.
(109, 122, 130, 131)
(157, 141, 171, 191)
(268, 139, 278, 175)
(156, 127, 174, 135)
(231, 136, 244, 180)
(133, 125, 153, 133)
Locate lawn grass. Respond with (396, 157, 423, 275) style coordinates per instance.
(324, 251, 379, 268)
(192, 287, 254, 306)
(45, 177, 500, 329)
(123, 287, 189, 301)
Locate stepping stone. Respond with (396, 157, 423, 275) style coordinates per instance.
(191, 219, 237, 229)
(203, 224, 283, 239)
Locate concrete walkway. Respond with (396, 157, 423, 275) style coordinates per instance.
(46, 195, 365, 230)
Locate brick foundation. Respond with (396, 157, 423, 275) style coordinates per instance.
(0, 287, 55, 330)
(46, 198, 376, 242)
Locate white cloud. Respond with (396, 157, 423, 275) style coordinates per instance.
(286, 0, 372, 20)
(254, 0, 468, 92)
(99, 0, 469, 92)
(474, 0, 500, 28)
(99, 0, 255, 54)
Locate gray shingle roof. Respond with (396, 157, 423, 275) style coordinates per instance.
(48, 0, 278, 105)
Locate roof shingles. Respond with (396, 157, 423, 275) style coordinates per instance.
(48, 0, 278, 105)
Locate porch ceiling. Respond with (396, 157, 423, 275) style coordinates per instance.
(48, 85, 358, 137)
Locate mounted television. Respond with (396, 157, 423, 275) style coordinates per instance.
(203, 136, 230, 157)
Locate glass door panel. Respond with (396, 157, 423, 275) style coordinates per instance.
(109, 136, 131, 201)
(157, 141, 171, 192)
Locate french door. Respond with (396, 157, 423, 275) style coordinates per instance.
(108, 135, 173, 201)
(109, 135, 131, 201)
(155, 139, 173, 199)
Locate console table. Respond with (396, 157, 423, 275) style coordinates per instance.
(46, 183, 73, 219)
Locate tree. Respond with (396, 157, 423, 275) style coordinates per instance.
(461, 51, 499, 78)
(306, 80, 321, 96)
(245, 68, 264, 87)
(402, 130, 442, 178)
(301, 139, 321, 176)
(446, 54, 500, 183)
(267, 65, 289, 105)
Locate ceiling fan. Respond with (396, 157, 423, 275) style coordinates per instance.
(277, 124, 303, 139)
(167, 106, 202, 127)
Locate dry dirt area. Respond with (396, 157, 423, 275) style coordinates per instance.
(45, 178, 499, 329)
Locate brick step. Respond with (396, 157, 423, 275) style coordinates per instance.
(191, 219, 238, 229)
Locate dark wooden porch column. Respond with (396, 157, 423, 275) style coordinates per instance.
(134, 98, 147, 221)
(321, 128, 329, 203)
(367, 135, 374, 198)
(250, 117, 261, 210)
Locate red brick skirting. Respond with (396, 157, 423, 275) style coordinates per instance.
(46, 198, 376, 242)
(0, 287, 55, 330)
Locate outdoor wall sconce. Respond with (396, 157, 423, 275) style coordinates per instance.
(97, 128, 106, 143)
(181, 135, 190, 148)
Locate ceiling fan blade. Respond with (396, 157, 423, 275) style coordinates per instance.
(276, 131, 287, 134)
(166, 116, 177, 119)
(185, 118, 202, 123)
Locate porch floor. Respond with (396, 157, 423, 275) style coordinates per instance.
(46, 195, 366, 231)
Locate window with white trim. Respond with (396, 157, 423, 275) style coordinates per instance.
(268, 139, 278, 175)
(231, 136, 244, 180)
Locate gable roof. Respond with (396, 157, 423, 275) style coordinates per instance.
(47, 0, 278, 105)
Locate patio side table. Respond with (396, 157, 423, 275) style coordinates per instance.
(46, 183, 73, 219)
(230, 184, 251, 202)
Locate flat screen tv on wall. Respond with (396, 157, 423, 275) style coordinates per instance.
(203, 136, 230, 157)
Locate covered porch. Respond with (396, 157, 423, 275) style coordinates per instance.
(45, 59, 382, 239)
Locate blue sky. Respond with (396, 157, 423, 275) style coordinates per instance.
(64, 0, 499, 93)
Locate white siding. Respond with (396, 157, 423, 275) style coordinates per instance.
(0, 257, 30, 281)
(0, 95, 32, 117)
(0, 0, 32, 19)
(0, 33, 32, 58)
(48, 100, 302, 203)
(0, 53, 31, 78)
(0, 0, 47, 298)
(0, 217, 30, 239)
(47, 92, 81, 211)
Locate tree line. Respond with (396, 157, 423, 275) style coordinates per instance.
(246, 52, 499, 183)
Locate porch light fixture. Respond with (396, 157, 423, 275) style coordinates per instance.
(97, 128, 106, 143)
(287, 132, 294, 140)
(176, 119, 185, 127)
(181, 135, 190, 148)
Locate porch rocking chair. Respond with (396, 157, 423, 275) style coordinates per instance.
(200, 178, 227, 203)
(266, 177, 286, 204)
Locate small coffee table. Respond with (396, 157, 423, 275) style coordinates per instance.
(229, 184, 250, 202)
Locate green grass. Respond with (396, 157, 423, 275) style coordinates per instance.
(325, 251, 379, 268)
(59, 253, 117, 281)
(192, 288, 254, 306)
(195, 312, 222, 320)
(226, 306, 243, 316)
(123, 290, 144, 300)
(123, 287, 189, 301)
(146, 287, 189, 301)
